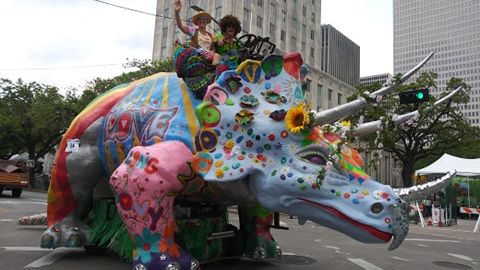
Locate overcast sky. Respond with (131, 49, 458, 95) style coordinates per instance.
(0, 0, 392, 92)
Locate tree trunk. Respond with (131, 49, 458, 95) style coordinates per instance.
(401, 160, 415, 187)
(28, 152, 35, 188)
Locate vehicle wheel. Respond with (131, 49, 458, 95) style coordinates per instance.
(0, 188, 4, 195)
(12, 188, 22, 198)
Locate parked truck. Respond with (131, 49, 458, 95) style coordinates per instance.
(0, 160, 30, 197)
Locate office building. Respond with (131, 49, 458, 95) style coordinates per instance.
(393, 0, 480, 125)
(360, 73, 392, 86)
(320, 24, 360, 86)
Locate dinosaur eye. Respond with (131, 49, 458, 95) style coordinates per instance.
(303, 154, 326, 166)
(371, 203, 384, 214)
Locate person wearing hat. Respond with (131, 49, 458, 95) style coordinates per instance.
(174, 0, 219, 64)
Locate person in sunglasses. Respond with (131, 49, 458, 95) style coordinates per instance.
(174, 0, 220, 65)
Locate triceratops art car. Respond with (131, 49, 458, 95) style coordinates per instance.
(39, 51, 456, 270)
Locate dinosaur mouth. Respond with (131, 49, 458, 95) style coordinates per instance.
(298, 197, 392, 243)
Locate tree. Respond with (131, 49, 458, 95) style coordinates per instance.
(0, 79, 78, 184)
(348, 72, 477, 187)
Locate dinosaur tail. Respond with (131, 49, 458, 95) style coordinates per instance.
(47, 82, 137, 226)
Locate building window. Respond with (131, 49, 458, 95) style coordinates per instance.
(311, 12, 315, 24)
(337, 93, 343, 105)
(243, 8, 251, 33)
(310, 47, 314, 58)
(304, 79, 312, 100)
(257, 15, 263, 28)
(162, 26, 168, 46)
(310, 30, 315, 40)
(215, 6, 222, 31)
(269, 23, 276, 41)
(301, 42, 306, 55)
(302, 24, 306, 41)
(290, 36, 296, 51)
(328, 89, 333, 108)
(280, 30, 286, 49)
(317, 83, 323, 109)
(257, 0, 263, 8)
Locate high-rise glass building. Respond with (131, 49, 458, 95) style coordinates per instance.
(393, 0, 480, 126)
(152, 0, 356, 111)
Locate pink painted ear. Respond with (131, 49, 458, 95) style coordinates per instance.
(283, 52, 304, 78)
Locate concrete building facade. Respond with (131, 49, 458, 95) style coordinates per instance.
(320, 24, 360, 86)
(152, 0, 355, 111)
(360, 73, 392, 86)
(393, 0, 480, 126)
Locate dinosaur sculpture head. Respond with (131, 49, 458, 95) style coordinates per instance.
(192, 53, 453, 250)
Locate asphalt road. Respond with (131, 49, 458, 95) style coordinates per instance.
(1, 190, 479, 270)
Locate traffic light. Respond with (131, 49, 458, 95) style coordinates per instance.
(398, 89, 430, 104)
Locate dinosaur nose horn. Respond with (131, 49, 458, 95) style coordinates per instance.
(388, 199, 409, 251)
(393, 171, 456, 203)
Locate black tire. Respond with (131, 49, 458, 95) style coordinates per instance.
(12, 188, 22, 198)
(0, 187, 4, 195)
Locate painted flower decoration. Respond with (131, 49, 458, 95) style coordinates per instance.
(285, 103, 311, 133)
(118, 192, 133, 211)
(134, 228, 161, 263)
(225, 76, 242, 94)
(159, 221, 181, 257)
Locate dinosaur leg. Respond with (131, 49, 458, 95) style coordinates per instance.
(110, 141, 200, 270)
(42, 119, 105, 249)
(238, 204, 282, 260)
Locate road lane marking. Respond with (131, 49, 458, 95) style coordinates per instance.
(24, 248, 84, 268)
(405, 238, 459, 243)
(323, 245, 341, 250)
(282, 252, 296, 255)
(348, 258, 384, 270)
(2, 246, 50, 252)
(0, 219, 14, 222)
(0, 200, 47, 205)
(391, 256, 410, 262)
(447, 253, 474, 262)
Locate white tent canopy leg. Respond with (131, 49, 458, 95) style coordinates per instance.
(474, 216, 480, 233)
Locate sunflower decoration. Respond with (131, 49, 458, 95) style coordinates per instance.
(285, 103, 313, 134)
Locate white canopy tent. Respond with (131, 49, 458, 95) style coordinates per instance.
(416, 153, 480, 232)
(416, 153, 480, 177)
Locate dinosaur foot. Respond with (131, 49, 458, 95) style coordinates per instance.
(41, 221, 90, 249)
(132, 250, 200, 270)
(245, 235, 282, 261)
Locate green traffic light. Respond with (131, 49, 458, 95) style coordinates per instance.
(416, 92, 424, 100)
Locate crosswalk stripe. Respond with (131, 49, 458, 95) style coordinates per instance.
(24, 248, 84, 268)
(2, 246, 49, 251)
(348, 258, 383, 270)
(405, 238, 459, 243)
(447, 253, 474, 262)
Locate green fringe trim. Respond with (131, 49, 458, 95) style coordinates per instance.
(176, 216, 227, 260)
(88, 201, 231, 262)
(88, 200, 134, 262)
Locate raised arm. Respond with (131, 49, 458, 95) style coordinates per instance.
(174, 0, 190, 35)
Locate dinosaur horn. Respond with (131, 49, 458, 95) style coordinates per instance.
(349, 85, 463, 137)
(314, 52, 435, 126)
(393, 171, 457, 203)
